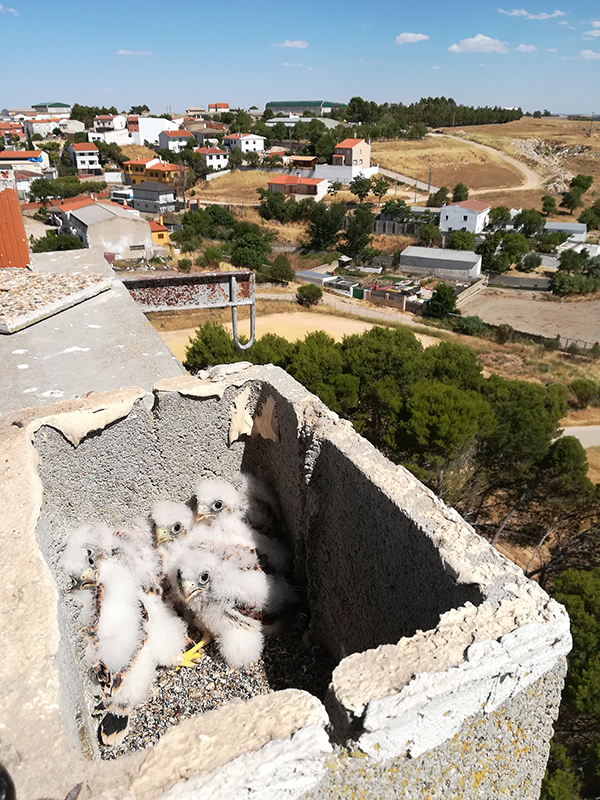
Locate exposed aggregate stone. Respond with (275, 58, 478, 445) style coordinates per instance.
(0, 268, 106, 328)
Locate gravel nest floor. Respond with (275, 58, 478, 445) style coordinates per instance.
(98, 628, 336, 760)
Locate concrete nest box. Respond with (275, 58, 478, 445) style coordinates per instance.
(0, 364, 571, 800)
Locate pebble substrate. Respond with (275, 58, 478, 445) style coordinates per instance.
(0, 269, 106, 327)
(98, 629, 335, 760)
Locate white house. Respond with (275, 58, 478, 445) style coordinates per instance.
(195, 146, 229, 171)
(0, 150, 50, 174)
(439, 201, 491, 234)
(222, 133, 266, 154)
(93, 114, 127, 133)
(68, 142, 103, 176)
(158, 129, 195, 153)
(23, 118, 65, 138)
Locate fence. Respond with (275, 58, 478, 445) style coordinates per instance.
(455, 276, 488, 308)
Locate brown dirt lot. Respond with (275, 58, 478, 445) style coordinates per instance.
(461, 288, 600, 344)
(154, 312, 440, 362)
(587, 446, 600, 484)
(371, 138, 524, 190)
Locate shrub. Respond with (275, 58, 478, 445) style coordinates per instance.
(456, 316, 486, 336)
(296, 283, 323, 307)
(428, 283, 457, 316)
(567, 342, 581, 356)
(31, 233, 84, 252)
(590, 342, 600, 360)
(570, 378, 598, 409)
(178, 258, 192, 272)
(495, 324, 515, 345)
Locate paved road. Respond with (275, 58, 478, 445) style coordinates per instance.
(562, 426, 600, 449)
(378, 168, 439, 195)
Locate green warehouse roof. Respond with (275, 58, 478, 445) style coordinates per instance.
(32, 102, 71, 108)
(265, 100, 344, 108)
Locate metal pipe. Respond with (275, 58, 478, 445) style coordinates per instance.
(230, 273, 255, 349)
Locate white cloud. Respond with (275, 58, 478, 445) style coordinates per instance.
(0, 4, 18, 14)
(449, 34, 508, 53)
(395, 32, 429, 45)
(516, 43, 537, 51)
(581, 48, 600, 59)
(583, 28, 600, 38)
(498, 8, 565, 19)
(282, 62, 304, 67)
(271, 39, 309, 48)
(547, 47, 558, 51)
(116, 49, 152, 56)
(592, 21, 600, 27)
(431, 65, 442, 69)
(558, 20, 569, 24)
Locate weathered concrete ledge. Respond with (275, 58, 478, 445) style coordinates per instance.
(0, 365, 571, 800)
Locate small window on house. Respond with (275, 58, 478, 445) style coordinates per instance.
(130, 244, 145, 251)
(463, 215, 468, 221)
(445, 215, 449, 220)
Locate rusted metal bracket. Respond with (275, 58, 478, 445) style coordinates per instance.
(121, 270, 255, 350)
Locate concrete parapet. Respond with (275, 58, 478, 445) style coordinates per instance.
(0, 365, 570, 799)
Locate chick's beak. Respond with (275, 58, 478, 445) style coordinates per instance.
(155, 527, 173, 545)
(195, 505, 214, 525)
(181, 580, 203, 602)
(70, 567, 98, 592)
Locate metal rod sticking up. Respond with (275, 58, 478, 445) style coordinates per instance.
(230, 273, 255, 349)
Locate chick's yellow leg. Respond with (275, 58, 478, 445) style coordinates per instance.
(177, 635, 213, 668)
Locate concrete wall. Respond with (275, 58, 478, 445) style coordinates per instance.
(0, 366, 570, 800)
(88, 215, 153, 259)
(314, 164, 379, 182)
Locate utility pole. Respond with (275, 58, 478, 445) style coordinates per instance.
(414, 179, 417, 204)
(452, 112, 456, 130)
(427, 164, 432, 193)
(589, 112, 594, 137)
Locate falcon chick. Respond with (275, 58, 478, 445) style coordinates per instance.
(170, 544, 296, 668)
(191, 478, 291, 575)
(60, 523, 187, 746)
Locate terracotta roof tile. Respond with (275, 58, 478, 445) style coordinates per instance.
(70, 142, 98, 152)
(195, 147, 227, 155)
(335, 138, 365, 148)
(267, 175, 324, 186)
(149, 221, 168, 232)
(0, 188, 29, 269)
(0, 151, 43, 159)
(162, 130, 193, 138)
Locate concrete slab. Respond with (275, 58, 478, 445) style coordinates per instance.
(0, 250, 184, 415)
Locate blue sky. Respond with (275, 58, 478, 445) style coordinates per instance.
(0, 0, 598, 114)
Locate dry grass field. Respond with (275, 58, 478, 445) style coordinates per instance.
(190, 171, 269, 204)
(444, 118, 600, 186)
(120, 144, 156, 161)
(371, 137, 524, 190)
(234, 207, 307, 245)
(587, 446, 600, 484)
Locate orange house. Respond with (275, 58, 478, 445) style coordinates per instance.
(123, 158, 188, 187)
(149, 220, 169, 246)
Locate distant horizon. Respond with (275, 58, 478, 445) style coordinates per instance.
(1, 0, 598, 115)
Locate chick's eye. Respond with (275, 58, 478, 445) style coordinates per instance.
(199, 571, 210, 584)
(173, 522, 182, 534)
(212, 500, 224, 512)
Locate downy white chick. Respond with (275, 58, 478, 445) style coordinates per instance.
(61, 523, 186, 746)
(191, 478, 291, 575)
(171, 545, 296, 668)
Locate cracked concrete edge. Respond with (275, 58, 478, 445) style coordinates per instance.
(131, 689, 330, 800)
(156, 368, 573, 742)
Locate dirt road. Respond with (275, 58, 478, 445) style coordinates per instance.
(460, 289, 600, 343)
(430, 134, 542, 194)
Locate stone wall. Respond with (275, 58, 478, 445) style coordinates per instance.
(0, 366, 570, 799)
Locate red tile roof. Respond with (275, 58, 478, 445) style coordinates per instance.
(335, 138, 365, 148)
(267, 175, 324, 186)
(210, 103, 229, 109)
(149, 221, 168, 232)
(448, 200, 491, 213)
(95, 115, 116, 120)
(195, 147, 227, 155)
(70, 142, 98, 152)
(0, 151, 43, 159)
(162, 130, 193, 138)
(0, 188, 29, 269)
(149, 162, 187, 172)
